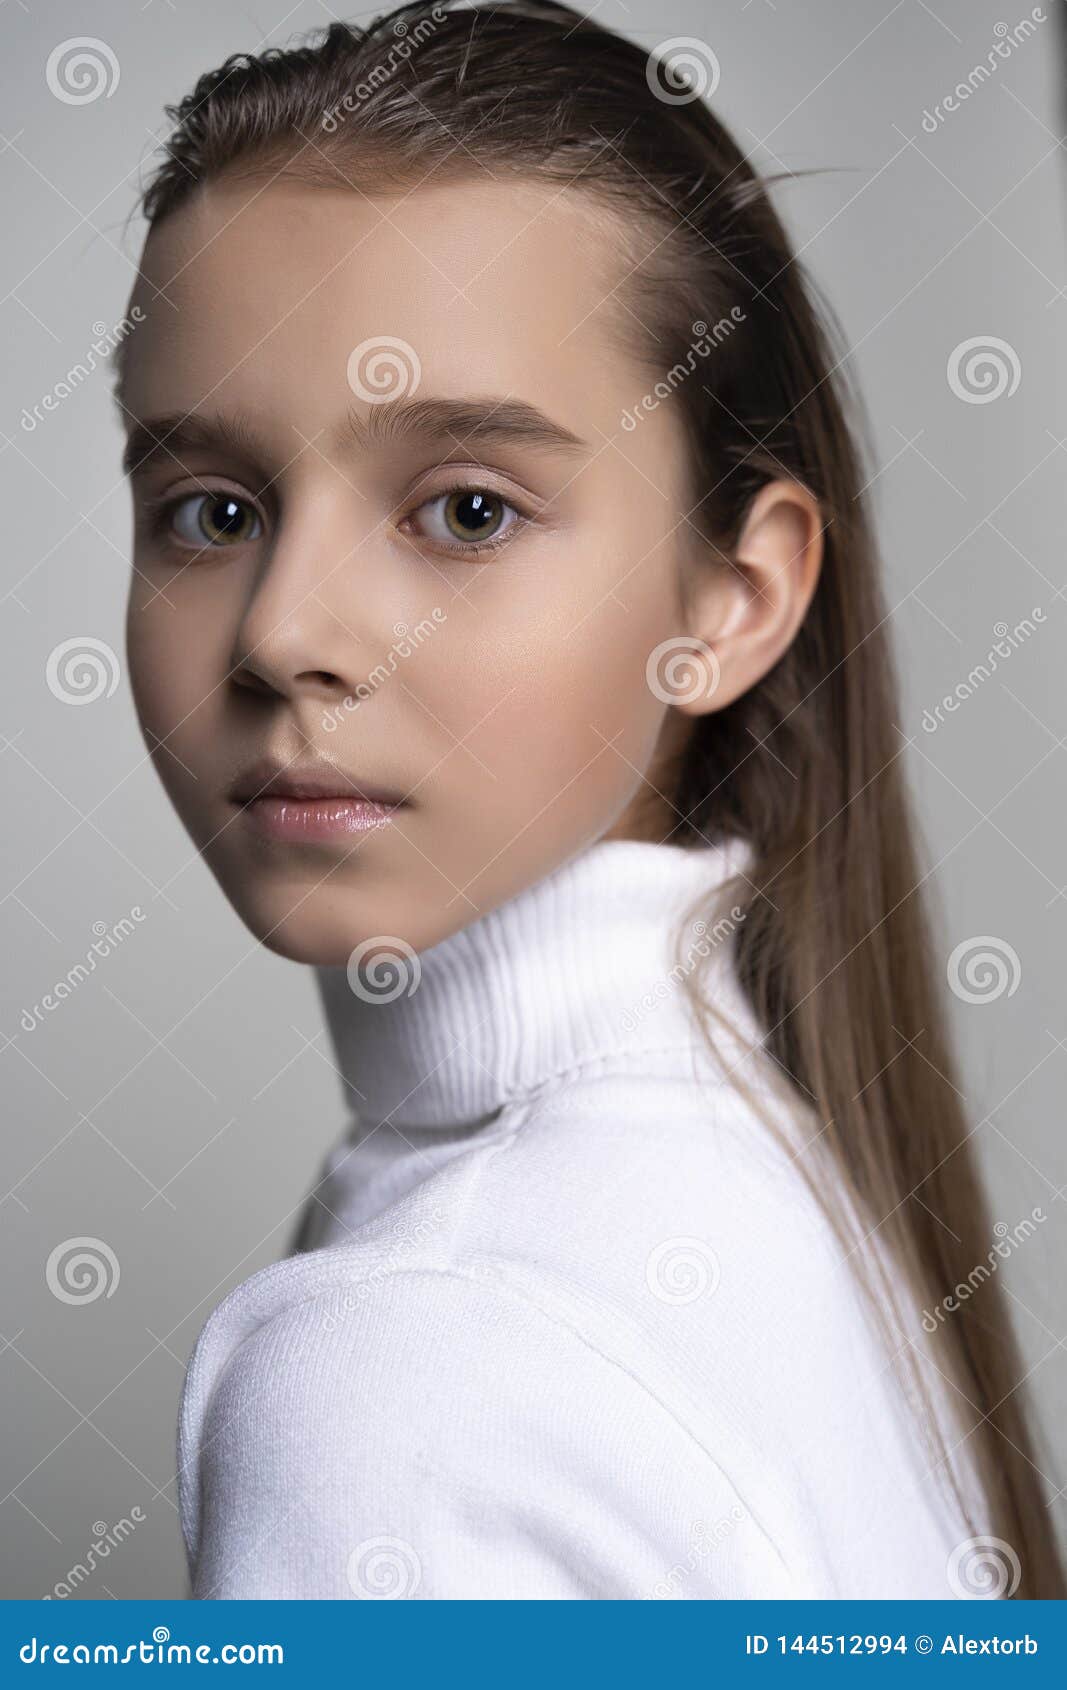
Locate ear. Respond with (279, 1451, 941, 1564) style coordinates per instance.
(668, 478, 824, 715)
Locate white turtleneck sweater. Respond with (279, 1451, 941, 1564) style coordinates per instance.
(177, 837, 986, 1600)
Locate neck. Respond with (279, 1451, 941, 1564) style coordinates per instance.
(314, 834, 755, 1132)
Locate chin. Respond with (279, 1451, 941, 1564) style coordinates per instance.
(232, 902, 355, 967)
(219, 878, 431, 970)
(255, 924, 343, 966)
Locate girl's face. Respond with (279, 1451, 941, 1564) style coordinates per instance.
(122, 174, 708, 964)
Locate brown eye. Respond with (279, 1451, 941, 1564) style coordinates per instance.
(170, 492, 262, 548)
(443, 489, 504, 542)
(408, 487, 521, 551)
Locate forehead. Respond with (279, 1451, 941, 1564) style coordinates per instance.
(123, 173, 638, 432)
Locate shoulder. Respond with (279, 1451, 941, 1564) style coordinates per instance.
(182, 1060, 857, 1473)
(465, 1060, 848, 1330)
(181, 1260, 787, 1598)
(179, 1065, 968, 1598)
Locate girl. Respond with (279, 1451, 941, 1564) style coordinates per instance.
(118, 0, 1063, 1599)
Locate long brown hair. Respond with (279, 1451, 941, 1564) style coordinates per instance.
(131, 0, 1063, 1596)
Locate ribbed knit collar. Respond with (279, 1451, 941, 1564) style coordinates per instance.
(314, 835, 755, 1132)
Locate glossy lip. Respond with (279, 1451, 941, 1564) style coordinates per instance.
(230, 758, 409, 843)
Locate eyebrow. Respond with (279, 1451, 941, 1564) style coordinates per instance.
(121, 396, 591, 478)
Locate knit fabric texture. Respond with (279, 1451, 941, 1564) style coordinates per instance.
(177, 837, 984, 1599)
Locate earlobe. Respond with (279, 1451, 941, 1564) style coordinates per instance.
(671, 477, 824, 716)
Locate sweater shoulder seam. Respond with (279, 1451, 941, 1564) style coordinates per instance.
(251, 1258, 791, 1580)
(492, 1037, 738, 1120)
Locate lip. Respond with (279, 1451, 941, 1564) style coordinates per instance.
(230, 758, 409, 843)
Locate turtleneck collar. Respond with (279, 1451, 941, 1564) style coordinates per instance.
(314, 835, 755, 1133)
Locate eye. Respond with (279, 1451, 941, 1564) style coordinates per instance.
(405, 486, 523, 552)
(168, 491, 263, 548)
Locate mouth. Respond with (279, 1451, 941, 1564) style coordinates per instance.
(230, 760, 410, 844)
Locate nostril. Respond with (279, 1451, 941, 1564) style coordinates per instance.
(232, 667, 276, 696)
(291, 670, 350, 696)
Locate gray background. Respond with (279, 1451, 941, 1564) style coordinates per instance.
(2, 0, 1064, 1599)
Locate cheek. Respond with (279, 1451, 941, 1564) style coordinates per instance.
(413, 546, 675, 812)
(126, 584, 232, 775)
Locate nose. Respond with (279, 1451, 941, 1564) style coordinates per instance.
(228, 506, 373, 708)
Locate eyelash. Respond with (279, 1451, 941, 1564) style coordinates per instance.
(140, 478, 534, 559)
(400, 479, 531, 556)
